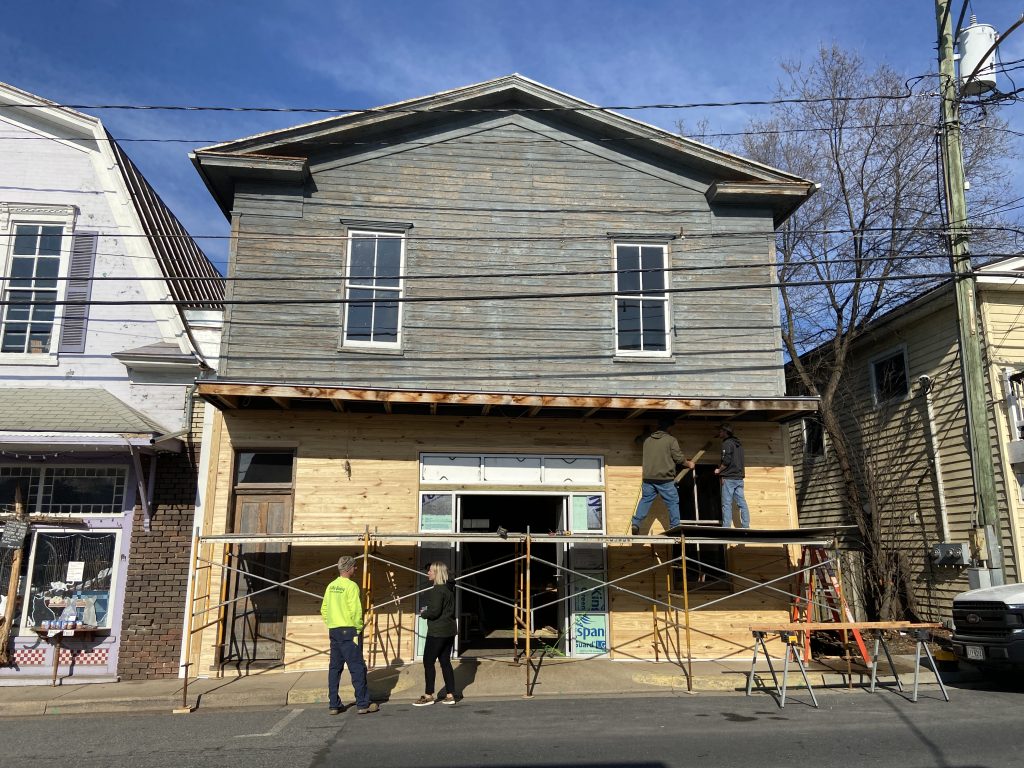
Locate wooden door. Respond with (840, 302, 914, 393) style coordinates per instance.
(225, 493, 292, 668)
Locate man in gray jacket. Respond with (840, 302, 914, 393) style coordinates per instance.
(716, 423, 749, 528)
(630, 418, 694, 534)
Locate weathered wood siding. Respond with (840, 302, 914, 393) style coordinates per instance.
(219, 115, 784, 397)
(189, 411, 797, 672)
(790, 293, 1020, 622)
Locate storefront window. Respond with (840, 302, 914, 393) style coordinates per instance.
(24, 531, 117, 629)
(1, 465, 126, 515)
(0, 466, 40, 512)
(40, 467, 125, 514)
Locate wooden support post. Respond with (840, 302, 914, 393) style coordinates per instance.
(0, 487, 27, 667)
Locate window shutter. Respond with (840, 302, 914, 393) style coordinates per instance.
(58, 231, 98, 354)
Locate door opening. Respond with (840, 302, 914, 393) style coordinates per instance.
(457, 495, 563, 657)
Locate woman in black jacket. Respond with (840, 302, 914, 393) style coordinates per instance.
(413, 561, 458, 706)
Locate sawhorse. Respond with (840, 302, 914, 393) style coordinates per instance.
(747, 622, 951, 707)
(745, 630, 819, 708)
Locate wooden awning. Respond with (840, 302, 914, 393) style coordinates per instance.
(196, 380, 817, 422)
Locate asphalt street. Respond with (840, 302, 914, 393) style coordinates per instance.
(1, 685, 1022, 768)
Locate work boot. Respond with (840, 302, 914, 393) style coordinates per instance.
(631, 525, 639, 535)
(356, 702, 379, 714)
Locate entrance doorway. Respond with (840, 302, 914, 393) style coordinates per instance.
(457, 494, 564, 657)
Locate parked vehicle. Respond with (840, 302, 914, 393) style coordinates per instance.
(951, 583, 1024, 668)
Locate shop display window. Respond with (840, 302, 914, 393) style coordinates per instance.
(24, 531, 117, 629)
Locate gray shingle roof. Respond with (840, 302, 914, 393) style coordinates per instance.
(0, 388, 169, 434)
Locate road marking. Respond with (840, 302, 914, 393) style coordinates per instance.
(235, 708, 304, 738)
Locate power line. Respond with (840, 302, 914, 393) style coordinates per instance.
(0, 224, 1014, 242)
(10, 119, 1006, 144)
(0, 270, 965, 309)
(0, 92, 936, 115)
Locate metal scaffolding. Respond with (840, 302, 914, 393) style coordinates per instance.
(177, 525, 851, 709)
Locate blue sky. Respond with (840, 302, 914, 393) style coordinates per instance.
(3, 0, 1023, 271)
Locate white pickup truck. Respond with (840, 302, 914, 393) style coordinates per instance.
(950, 583, 1024, 668)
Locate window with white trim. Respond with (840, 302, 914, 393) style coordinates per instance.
(343, 230, 404, 347)
(871, 349, 909, 404)
(1, 224, 62, 354)
(614, 243, 669, 355)
(0, 465, 127, 516)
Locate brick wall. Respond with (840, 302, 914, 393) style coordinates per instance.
(117, 400, 203, 680)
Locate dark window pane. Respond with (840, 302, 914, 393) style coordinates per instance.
(5, 299, 31, 322)
(804, 418, 824, 455)
(617, 299, 642, 350)
(346, 288, 374, 341)
(349, 238, 375, 282)
(616, 246, 640, 293)
(640, 247, 665, 293)
(13, 227, 38, 255)
(873, 353, 908, 402)
(1, 327, 27, 353)
(374, 300, 399, 343)
(36, 257, 60, 281)
(33, 299, 57, 322)
(38, 227, 63, 256)
(0, 467, 40, 511)
(641, 300, 667, 350)
(11, 258, 34, 280)
(236, 452, 294, 485)
(375, 238, 401, 288)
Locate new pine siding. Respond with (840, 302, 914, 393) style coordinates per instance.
(220, 117, 783, 397)
(188, 409, 798, 672)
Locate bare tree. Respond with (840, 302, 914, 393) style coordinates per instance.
(736, 45, 1017, 618)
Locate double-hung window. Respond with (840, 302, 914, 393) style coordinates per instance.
(343, 230, 404, 348)
(1, 224, 62, 354)
(614, 243, 670, 355)
(871, 348, 909, 405)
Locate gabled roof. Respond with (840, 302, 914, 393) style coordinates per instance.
(0, 81, 223, 310)
(107, 135, 224, 308)
(192, 74, 815, 226)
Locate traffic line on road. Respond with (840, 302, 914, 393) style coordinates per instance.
(234, 708, 304, 738)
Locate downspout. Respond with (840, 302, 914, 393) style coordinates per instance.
(919, 375, 951, 541)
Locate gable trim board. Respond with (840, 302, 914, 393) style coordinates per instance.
(191, 76, 815, 226)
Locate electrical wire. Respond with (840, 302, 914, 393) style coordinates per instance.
(0, 271, 969, 309)
(0, 92, 936, 115)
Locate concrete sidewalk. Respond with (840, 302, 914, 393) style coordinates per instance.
(2, 655, 953, 718)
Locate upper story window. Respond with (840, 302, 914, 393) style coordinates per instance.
(343, 230, 404, 348)
(802, 417, 825, 457)
(614, 243, 670, 356)
(1, 224, 62, 354)
(871, 349, 909, 405)
(0, 205, 95, 362)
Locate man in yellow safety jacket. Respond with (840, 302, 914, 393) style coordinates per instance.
(321, 555, 378, 714)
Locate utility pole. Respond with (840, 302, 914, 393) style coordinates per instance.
(935, 0, 1004, 585)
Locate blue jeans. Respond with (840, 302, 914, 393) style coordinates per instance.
(631, 481, 681, 529)
(327, 626, 369, 709)
(721, 477, 749, 528)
